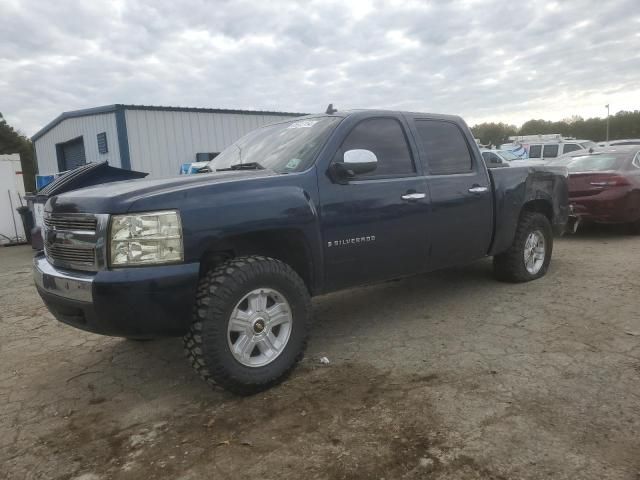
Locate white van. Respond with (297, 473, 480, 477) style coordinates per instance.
(503, 135, 597, 161)
(525, 140, 597, 161)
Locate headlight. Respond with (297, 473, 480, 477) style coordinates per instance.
(110, 211, 183, 266)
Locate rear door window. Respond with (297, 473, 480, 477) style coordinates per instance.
(543, 144, 559, 158)
(528, 145, 542, 158)
(414, 120, 473, 175)
(562, 143, 581, 154)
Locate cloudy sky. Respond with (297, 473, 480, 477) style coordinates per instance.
(2, 0, 639, 136)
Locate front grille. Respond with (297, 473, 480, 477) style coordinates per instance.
(43, 213, 100, 270)
(45, 244, 96, 265)
(44, 215, 97, 232)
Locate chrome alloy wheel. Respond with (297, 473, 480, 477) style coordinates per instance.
(227, 288, 293, 367)
(524, 230, 545, 275)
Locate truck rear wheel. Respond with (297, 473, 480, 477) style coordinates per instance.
(493, 212, 553, 283)
(184, 255, 311, 395)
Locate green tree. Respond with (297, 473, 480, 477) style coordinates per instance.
(470, 122, 518, 147)
(0, 112, 35, 191)
(473, 110, 640, 145)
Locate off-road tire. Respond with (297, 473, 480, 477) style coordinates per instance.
(184, 255, 311, 395)
(493, 212, 553, 283)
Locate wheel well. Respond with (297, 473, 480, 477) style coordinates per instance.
(200, 229, 314, 293)
(522, 199, 553, 223)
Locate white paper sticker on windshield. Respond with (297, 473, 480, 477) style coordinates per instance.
(285, 158, 302, 169)
(287, 120, 319, 129)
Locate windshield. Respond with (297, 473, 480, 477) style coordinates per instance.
(207, 117, 341, 173)
(566, 155, 623, 172)
(579, 141, 598, 149)
(497, 150, 519, 161)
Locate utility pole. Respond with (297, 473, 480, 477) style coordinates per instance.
(605, 104, 610, 142)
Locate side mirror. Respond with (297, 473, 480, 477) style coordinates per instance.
(331, 149, 378, 182)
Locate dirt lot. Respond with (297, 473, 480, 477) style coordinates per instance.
(1, 228, 639, 480)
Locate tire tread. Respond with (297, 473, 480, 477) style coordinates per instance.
(493, 212, 553, 283)
(184, 255, 311, 395)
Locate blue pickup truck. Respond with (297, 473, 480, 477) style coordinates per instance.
(34, 110, 569, 394)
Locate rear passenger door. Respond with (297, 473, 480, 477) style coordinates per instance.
(410, 118, 493, 270)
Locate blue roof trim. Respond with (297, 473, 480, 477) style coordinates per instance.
(32, 105, 120, 141)
(31, 104, 307, 141)
(114, 106, 131, 170)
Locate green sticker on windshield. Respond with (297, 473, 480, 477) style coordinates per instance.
(285, 158, 302, 169)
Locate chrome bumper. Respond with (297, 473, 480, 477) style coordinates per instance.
(33, 254, 94, 303)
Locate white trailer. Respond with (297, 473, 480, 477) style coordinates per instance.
(0, 154, 26, 245)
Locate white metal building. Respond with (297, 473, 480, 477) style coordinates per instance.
(32, 105, 305, 179)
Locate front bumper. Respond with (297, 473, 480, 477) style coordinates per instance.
(34, 254, 200, 338)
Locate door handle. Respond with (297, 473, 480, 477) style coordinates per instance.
(468, 186, 488, 194)
(401, 192, 426, 201)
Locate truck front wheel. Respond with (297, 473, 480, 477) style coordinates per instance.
(184, 255, 311, 395)
(493, 212, 553, 283)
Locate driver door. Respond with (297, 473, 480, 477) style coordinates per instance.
(318, 116, 431, 291)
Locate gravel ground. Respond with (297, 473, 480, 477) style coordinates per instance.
(1, 228, 639, 480)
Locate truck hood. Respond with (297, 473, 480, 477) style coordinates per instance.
(47, 170, 278, 214)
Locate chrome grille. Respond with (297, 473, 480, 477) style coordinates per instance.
(43, 213, 101, 271)
(45, 244, 96, 265)
(44, 215, 97, 232)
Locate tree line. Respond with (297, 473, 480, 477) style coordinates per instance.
(1, 109, 639, 193)
(471, 110, 640, 148)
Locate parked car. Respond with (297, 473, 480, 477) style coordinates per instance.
(561, 146, 640, 232)
(33, 109, 569, 394)
(548, 149, 599, 167)
(480, 149, 519, 167)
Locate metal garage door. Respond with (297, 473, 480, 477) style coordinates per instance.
(59, 137, 86, 171)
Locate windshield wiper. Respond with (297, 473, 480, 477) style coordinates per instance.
(216, 162, 265, 172)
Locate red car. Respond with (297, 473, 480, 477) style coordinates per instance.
(559, 146, 640, 232)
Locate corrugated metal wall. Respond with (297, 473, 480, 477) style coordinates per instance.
(125, 110, 298, 178)
(34, 113, 121, 175)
